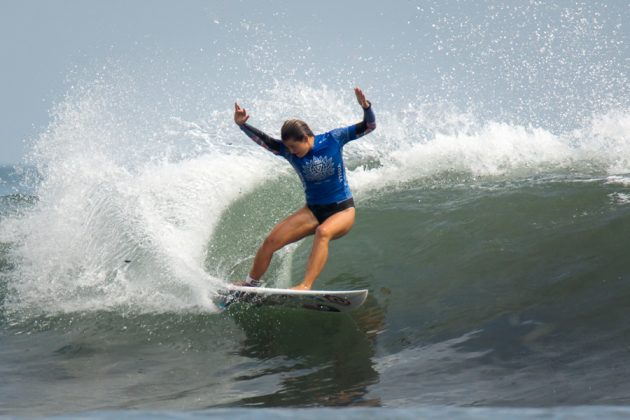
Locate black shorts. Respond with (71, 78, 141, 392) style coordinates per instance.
(307, 198, 355, 224)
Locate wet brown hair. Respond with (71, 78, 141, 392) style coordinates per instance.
(281, 119, 314, 142)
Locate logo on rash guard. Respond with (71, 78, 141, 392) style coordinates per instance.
(302, 155, 335, 181)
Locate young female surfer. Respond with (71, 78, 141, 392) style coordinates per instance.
(233, 87, 376, 290)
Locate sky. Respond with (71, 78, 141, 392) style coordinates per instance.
(1, 0, 628, 164)
(0, 0, 431, 164)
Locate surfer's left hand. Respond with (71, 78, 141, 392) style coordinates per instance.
(354, 87, 370, 109)
(291, 283, 311, 291)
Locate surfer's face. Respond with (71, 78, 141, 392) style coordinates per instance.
(284, 136, 312, 158)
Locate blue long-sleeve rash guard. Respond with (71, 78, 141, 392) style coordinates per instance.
(239, 104, 376, 205)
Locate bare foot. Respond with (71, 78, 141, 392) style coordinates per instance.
(291, 283, 311, 290)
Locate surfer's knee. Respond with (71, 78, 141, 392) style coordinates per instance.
(314, 225, 333, 241)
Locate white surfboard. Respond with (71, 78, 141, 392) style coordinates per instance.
(215, 285, 368, 313)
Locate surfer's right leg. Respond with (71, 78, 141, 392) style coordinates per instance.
(243, 206, 318, 285)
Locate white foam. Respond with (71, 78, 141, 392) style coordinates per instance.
(1, 80, 282, 315)
(609, 192, 630, 206)
(605, 176, 630, 187)
(348, 107, 630, 197)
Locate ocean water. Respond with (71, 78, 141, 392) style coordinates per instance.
(2, 1, 630, 418)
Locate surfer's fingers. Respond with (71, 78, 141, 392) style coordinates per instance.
(354, 87, 366, 103)
(235, 104, 247, 117)
(356, 92, 368, 108)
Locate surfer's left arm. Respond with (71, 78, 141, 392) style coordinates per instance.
(352, 87, 376, 139)
(331, 87, 376, 145)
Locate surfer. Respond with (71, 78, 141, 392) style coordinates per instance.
(233, 87, 376, 290)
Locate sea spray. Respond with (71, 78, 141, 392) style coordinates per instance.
(0, 77, 282, 315)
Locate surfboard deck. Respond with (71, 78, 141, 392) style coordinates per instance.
(214, 285, 368, 313)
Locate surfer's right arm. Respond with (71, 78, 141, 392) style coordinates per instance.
(234, 102, 284, 155)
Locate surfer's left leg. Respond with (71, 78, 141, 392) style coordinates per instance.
(233, 206, 317, 287)
(292, 207, 355, 290)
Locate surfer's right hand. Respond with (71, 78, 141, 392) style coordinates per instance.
(234, 102, 250, 126)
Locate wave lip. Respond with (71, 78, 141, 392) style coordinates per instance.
(350, 108, 630, 196)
